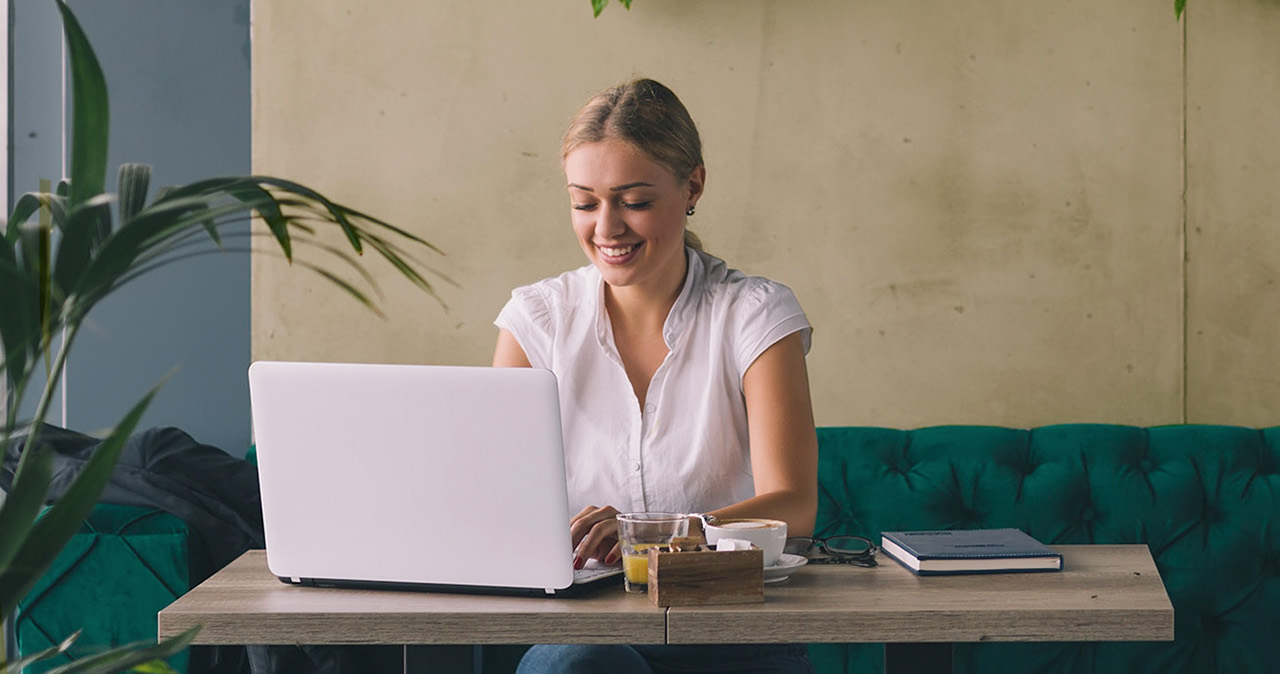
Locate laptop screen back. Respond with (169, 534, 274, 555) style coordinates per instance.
(249, 361, 577, 593)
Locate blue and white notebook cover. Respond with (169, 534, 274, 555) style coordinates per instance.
(879, 528, 1063, 575)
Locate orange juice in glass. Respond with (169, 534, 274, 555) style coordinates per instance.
(616, 513, 689, 593)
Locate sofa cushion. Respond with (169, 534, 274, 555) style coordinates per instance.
(16, 503, 190, 674)
(811, 424, 1280, 673)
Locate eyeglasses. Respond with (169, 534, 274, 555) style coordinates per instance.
(784, 535, 878, 567)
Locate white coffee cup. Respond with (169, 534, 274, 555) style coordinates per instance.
(702, 518, 788, 567)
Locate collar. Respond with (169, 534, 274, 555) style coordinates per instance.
(593, 247, 705, 358)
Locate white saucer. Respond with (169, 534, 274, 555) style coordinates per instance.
(763, 553, 808, 584)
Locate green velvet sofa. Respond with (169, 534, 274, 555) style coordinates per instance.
(800, 424, 1278, 673)
(13, 504, 194, 673)
(14, 425, 1279, 673)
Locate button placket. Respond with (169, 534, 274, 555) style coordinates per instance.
(629, 403, 646, 511)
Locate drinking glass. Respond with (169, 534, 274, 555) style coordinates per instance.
(616, 512, 689, 593)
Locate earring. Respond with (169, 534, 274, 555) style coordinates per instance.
(686, 206, 696, 216)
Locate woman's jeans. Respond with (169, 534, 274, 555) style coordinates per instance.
(516, 643, 813, 674)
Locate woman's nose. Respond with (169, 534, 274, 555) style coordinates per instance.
(595, 203, 626, 239)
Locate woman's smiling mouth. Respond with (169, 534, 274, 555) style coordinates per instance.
(597, 242, 642, 263)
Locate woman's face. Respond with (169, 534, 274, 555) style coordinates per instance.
(564, 139, 703, 296)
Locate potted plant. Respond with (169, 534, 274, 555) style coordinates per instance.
(0, 2, 444, 671)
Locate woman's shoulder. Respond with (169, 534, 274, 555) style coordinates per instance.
(694, 249, 801, 310)
(509, 264, 599, 309)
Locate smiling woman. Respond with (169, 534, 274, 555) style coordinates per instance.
(491, 78, 819, 674)
(564, 138, 700, 312)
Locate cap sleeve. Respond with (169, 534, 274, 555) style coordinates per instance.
(494, 285, 555, 369)
(732, 279, 812, 376)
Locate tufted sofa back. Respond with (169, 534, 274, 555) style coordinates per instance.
(809, 424, 1280, 674)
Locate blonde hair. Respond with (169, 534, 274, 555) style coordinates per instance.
(562, 78, 705, 251)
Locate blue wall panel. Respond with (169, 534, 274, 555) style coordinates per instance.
(11, 0, 252, 455)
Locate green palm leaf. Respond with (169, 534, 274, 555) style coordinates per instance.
(56, 0, 108, 211)
(117, 163, 151, 226)
(53, 194, 113, 301)
(0, 444, 53, 575)
(0, 252, 38, 389)
(3, 630, 81, 673)
(40, 626, 199, 674)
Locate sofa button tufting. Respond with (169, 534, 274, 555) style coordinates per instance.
(1081, 508, 1096, 522)
(1139, 459, 1154, 473)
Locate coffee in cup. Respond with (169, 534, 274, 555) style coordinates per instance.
(702, 518, 788, 567)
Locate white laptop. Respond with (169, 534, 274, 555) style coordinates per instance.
(248, 361, 622, 596)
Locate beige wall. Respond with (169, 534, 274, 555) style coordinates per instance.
(252, 0, 1279, 428)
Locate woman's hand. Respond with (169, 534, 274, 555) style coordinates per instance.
(570, 505, 622, 568)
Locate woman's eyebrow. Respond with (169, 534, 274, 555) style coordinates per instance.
(609, 182, 655, 192)
(566, 182, 656, 192)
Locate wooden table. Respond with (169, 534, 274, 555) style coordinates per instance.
(159, 545, 1173, 672)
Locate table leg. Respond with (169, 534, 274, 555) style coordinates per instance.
(884, 643, 953, 673)
(403, 645, 476, 674)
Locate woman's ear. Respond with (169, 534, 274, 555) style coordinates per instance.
(687, 165, 707, 208)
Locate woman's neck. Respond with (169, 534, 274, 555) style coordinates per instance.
(603, 251, 689, 408)
(603, 250, 688, 331)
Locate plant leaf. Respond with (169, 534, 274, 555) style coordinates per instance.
(39, 220, 53, 381)
(592, 0, 607, 17)
(252, 177, 363, 253)
(70, 198, 262, 316)
(0, 387, 158, 614)
(296, 261, 383, 317)
(356, 232, 440, 301)
(2, 630, 81, 673)
(332, 202, 439, 253)
(7, 194, 52, 245)
(54, 195, 114, 304)
(223, 182, 289, 258)
(126, 661, 181, 674)
(0, 240, 38, 387)
(117, 163, 152, 229)
(56, 0, 109, 211)
(1175, 0, 1185, 19)
(0, 443, 53, 590)
(38, 626, 199, 674)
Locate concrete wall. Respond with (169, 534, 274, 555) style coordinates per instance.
(1186, 0, 1280, 425)
(251, 0, 1279, 428)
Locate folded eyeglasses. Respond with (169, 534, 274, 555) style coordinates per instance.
(783, 535, 878, 567)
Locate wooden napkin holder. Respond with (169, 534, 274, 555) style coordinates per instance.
(646, 545, 765, 607)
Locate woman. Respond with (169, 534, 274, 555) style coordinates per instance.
(494, 78, 818, 674)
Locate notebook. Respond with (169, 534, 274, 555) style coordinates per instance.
(879, 528, 1063, 575)
(247, 360, 622, 596)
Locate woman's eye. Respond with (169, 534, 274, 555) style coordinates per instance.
(623, 201, 652, 210)
(572, 203, 597, 211)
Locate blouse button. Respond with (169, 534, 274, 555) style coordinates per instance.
(644, 403, 656, 414)
(632, 462, 641, 472)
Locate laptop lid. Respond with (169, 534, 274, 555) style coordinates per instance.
(248, 361, 601, 595)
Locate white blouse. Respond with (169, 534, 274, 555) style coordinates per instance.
(494, 248, 811, 516)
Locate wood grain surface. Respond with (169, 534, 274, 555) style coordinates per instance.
(666, 545, 1174, 644)
(158, 551, 665, 644)
(159, 546, 1173, 646)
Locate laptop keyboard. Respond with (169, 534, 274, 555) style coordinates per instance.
(572, 558, 623, 584)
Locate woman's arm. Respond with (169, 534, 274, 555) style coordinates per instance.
(704, 331, 819, 537)
(493, 328, 533, 367)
